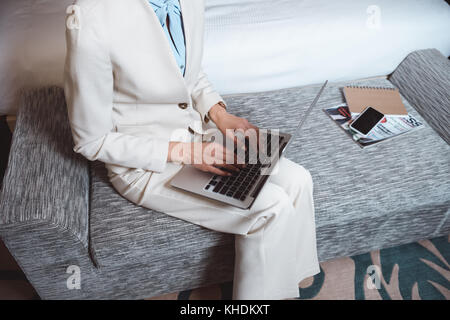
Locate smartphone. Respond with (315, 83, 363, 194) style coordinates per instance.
(349, 106, 385, 137)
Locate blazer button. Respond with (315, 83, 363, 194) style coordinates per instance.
(178, 103, 188, 110)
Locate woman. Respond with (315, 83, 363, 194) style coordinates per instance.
(64, 0, 319, 300)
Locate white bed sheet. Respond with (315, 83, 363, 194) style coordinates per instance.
(203, 0, 450, 95)
(0, 0, 449, 115)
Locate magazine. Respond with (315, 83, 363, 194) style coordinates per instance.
(324, 103, 424, 148)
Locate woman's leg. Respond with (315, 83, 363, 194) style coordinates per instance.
(232, 183, 303, 299)
(109, 160, 317, 299)
(268, 157, 320, 283)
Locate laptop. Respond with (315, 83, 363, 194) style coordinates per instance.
(171, 81, 328, 209)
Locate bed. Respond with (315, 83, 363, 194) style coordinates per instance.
(1, 0, 449, 115)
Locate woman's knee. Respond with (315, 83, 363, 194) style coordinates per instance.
(282, 161, 313, 192)
(251, 183, 293, 215)
(297, 165, 313, 190)
(276, 158, 312, 186)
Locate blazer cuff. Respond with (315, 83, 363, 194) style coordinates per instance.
(194, 91, 226, 124)
(145, 139, 170, 173)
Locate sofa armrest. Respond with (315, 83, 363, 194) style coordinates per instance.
(389, 49, 450, 145)
(0, 87, 93, 297)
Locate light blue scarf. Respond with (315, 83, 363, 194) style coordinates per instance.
(149, 0, 186, 76)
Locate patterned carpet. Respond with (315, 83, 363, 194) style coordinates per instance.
(297, 236, 450, 300)
(0, 117, 449, 300)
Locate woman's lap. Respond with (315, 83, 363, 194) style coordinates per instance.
(108, 157, 312, 235)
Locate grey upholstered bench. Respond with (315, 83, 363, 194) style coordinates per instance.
(1, 49, 449, 299)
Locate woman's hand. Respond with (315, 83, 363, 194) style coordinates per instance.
(208, 104, 259, 142)
(168, 141, 241, 176)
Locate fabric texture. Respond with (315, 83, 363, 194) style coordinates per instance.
(0, 49, 449, 299)
(149, 0, 186, 75)
(0, 87, 89, 248)
(0, 116, 12, 188)
(389, 49, 450, 145)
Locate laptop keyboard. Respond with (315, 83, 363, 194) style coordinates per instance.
(205, 162, 263, 201)
(204, 133, 283, 201)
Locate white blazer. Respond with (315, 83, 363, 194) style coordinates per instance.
(64, 0, 224, 174)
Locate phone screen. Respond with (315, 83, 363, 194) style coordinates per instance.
(350, 107, 384, 135)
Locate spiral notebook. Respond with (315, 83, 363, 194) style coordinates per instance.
(343, 86, 408, 116)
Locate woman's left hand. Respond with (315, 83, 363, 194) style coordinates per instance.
(208, 103, 259, 142)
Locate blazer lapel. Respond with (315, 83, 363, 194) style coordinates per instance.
(179, 0, 192, 82)
(141, 0, 190, 97)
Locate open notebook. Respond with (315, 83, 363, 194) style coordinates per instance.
(343, 86, 408, 116)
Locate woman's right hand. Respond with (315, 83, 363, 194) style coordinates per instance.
(168, 141, 242, 176)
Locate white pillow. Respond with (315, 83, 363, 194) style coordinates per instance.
(0, 0, 72, 115)
(202, 0, 450, 95)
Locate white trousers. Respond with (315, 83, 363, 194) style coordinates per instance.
(109, 157, 319, 300)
